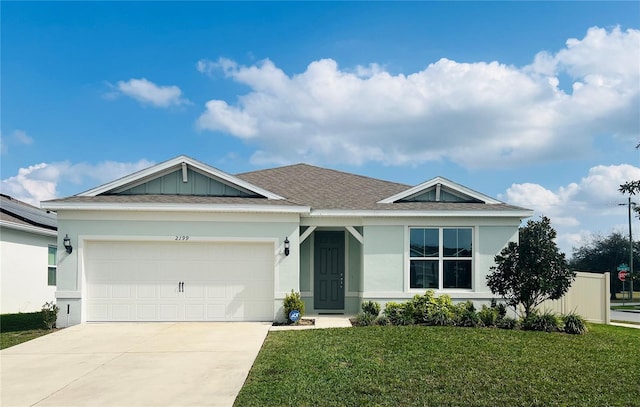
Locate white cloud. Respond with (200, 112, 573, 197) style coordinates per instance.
(0, 130, 35, 154)
(196, 26, 639, 168)
(0, 159, 154, 206)
(500, 164, 640, 256)
(13, 130, 34, 145)
(112, 78, 189, 108)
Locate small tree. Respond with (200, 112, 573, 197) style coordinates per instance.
(487, 216, 575, 318)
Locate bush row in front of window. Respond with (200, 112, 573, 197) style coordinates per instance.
(353, 291, 587, 335)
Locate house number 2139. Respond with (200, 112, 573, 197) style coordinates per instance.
(175, 236, 189, 241)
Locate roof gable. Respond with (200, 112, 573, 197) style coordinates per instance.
(378, 176, 501, 204)
(78, 155, 284, 199)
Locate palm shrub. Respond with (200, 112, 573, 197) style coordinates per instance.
(521, 310, 560, 332)
(283, 290, 305, 324)
(562, 312, 588, 335)
(353, 300, 382, 327)
(361, 300, 381, 317)
(353, 312, 376, 327)
(374, 314, 390, 326)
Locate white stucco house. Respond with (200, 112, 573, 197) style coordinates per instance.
(1, 194, 58, 314)
(41, 155, 532, 327)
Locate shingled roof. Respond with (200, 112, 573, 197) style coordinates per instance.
(0, 194, 57, 231)
(237, 163, 527, 212)
(42, 158, 530, 215)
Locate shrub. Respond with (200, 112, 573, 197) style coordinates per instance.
(408, 291, 435, 323)
(457, 301, 482, 327)
(424, 295, 456, 326)
(41, 301, 59, 330)
(283, 290, 305, 323)
(383, 302, 415, 326)
(478, 304, 499, 327)
(562, 312, 588, 335)
(490, 298, 508, 319)
(361, 300, 381, 317)
(428, 306, 455, 326)
(496, 316, 518, 330)
(521, 310, 560, 332)
(374, 314, 390, 326)
(353, 312, 376, 327)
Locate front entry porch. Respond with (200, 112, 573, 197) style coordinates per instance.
(299, 226, 363, 315)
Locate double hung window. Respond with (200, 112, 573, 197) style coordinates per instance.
(409, 228, 472, 290)
(48, 246, 57, 286)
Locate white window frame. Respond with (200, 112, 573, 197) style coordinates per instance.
(48, 245, 57, 286)
(408, 227, 473, 291)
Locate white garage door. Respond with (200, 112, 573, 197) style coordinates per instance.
(85, 241, 274, 322)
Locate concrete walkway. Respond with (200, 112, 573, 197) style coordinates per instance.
(269, 315, 353, 331)
(1, 322, 270, 407)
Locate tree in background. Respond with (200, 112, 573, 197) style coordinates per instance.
(487, 216, 575, 318)
(570, 232, 640, 299)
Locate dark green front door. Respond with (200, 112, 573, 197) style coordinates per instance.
(314, 231, 345, 310)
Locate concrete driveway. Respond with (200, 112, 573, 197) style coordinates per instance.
(1, 322, 271, 407)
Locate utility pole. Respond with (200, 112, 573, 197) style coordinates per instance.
(620, 197, 636, 300)
(628, 197, 634, 300)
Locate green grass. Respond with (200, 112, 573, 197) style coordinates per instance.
(235, 324, 640, 407)
(0, 312, 55, 350)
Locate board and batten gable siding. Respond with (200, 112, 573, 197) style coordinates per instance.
(0, 227, 57, 313)
(112, 168, 254, 197)
(54, 210, 299, 325)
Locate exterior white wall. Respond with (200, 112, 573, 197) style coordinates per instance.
(55, 210, 300, 326)
(362, 225, 405, 292)
(360, 217, 521, 302)
(1, 227, 57, 313)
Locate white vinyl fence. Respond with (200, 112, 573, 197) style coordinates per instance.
(538, 271, 610, 324)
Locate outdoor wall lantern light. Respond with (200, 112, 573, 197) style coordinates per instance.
(284, 237, 290, 256)
(63, 234, 73, 254)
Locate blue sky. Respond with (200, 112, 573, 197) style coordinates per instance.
(2, 1, 639, 255)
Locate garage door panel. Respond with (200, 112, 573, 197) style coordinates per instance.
(88, 284, 109, 299)
(206, 285, 226, 299)
(184, 283, 205, 299)
(185, 304, 205, 320)
(111, 284, 132, 299)
(112, 304, 132, 321)
(159, 283, 179, 299)
(136, 304, 157, 320)
(158, 304, 179, 320)
(85, 241, 274, 322)
(136, 285, 157, 299)
(87, 303, 109, 320)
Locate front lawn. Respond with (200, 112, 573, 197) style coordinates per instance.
(235, 324, 640, 407)
(0, 312, 56, 350)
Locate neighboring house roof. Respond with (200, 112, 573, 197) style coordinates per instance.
(0, 194, 57, 236)
(41, 156, 532, 218)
